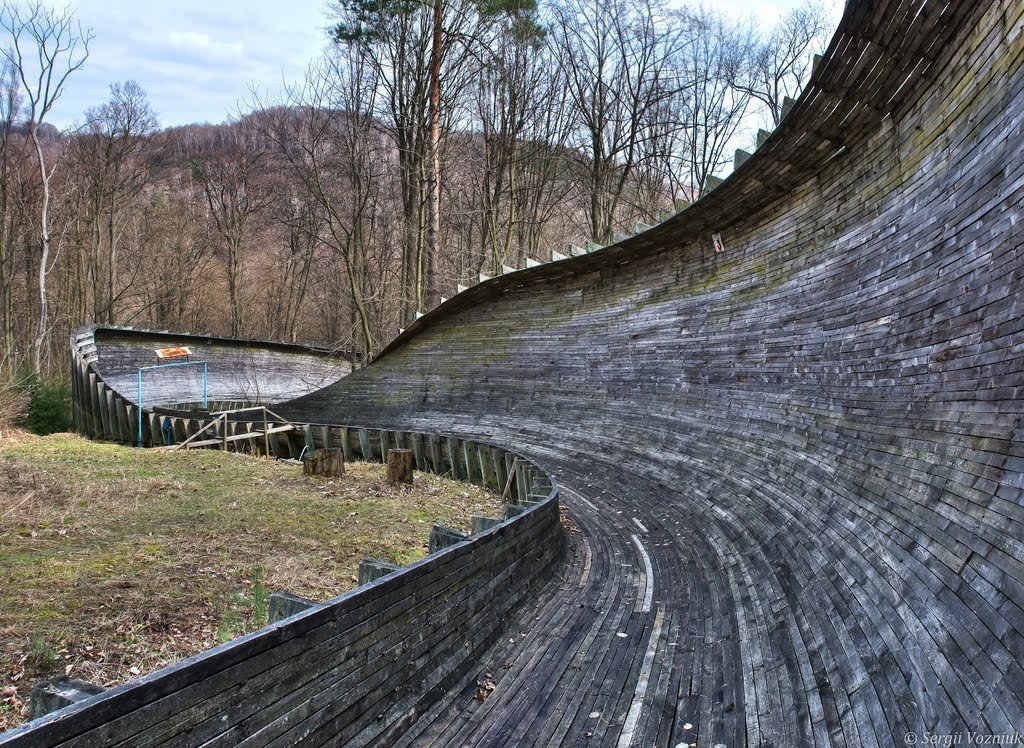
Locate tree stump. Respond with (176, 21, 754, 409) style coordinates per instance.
(302, 448, 345, 477)
(387, 449, 414, 485)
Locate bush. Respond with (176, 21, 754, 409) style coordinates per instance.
(24, 377, 71, 435)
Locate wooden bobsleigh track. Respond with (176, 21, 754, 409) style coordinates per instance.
(8, 0, 1024, 745)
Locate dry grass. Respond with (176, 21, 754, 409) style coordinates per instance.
(0, 433, 503, 729)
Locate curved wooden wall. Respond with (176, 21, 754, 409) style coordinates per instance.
(270, 0, 1024, 743)
(71, 326, 353, 444)
(36, 0, 1024, 743)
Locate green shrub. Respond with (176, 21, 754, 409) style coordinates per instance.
(24, 377, 71, 435)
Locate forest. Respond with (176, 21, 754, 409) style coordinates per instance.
(0, 0, 831, 415)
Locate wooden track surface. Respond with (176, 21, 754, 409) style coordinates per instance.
(37, 0, 1024, 744)
(274, 0, 1024, 743)
(90, 327, 352, 408)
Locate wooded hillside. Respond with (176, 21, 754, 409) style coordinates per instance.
(0, 0, 831, 378)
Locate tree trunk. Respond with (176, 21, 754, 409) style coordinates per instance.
(303, 448, 345, 477)
(228, 239, 242, 337)
(387, 448, 414, 485)
(31, 129, 50, 374)
(425, 0, 443, 310)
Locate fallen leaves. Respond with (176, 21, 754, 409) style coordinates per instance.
(474, 672, 496, 701)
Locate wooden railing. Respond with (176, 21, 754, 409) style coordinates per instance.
(171, 406, 296, 454)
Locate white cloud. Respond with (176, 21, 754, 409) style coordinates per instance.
(165, 31, 245, 63)
(40, 0, 327, 127)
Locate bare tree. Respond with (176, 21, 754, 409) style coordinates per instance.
(188, 124, 273, 337)
(512, 48, 578, 257)
(736, 0, 831, 127)
(69, 80, 159, 323)
(0, 58, 24, 365)
(676, 6, 755, 197)
(253, 49, 387, 361)
(468, 12, 547, 272)
(262, 182, 324, 342)
(132, 191, 213, 331)
(335, 1, 430, 324)
(553, 0, 687, 244)
(1, 0, 91, 373)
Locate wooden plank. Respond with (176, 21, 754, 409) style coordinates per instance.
(95, 377, 112, 438)
(169, 417, 184, 445)
(463, 442, 478, 483)
(412, 434, 425, 472)
(487, 448, 503, 489)
(147, 412, 162, 447)
(339, 427, 354, 463)
(50, 4, 1024, 745)
(503, 453, 515, 499)
(477, 445, 491, 489)
(86, 371, 102, 438)
(429, 435, 443, 474)
(272, 431, 291, 459)
(114, 396, 132, 444)
(358, 428, 373, 461)
(515, 460, 527, 504)
(446, 438, 462, 479)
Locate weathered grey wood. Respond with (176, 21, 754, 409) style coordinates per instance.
(477, 446, 491, 489)
(103, 390, 117, 439)
(95, 377, 112, 438)
(339, 427, 353, 463)
(471, 516, 502, 534)
(0, 482, 562, 748)
(115, 397, 132, 443)
(272, 431, 291, 458)
(286, 432, 304, 459)
(502, 504, 527, 520)
(428, 523, 468, 554)
(503, 453, 516, 498)
(358, 558, 399, 585)
(493, 449, 508, 491)
(147, 412, 161, 446)
(53, 4, 1024, 746)
(358, 428, 372, 461)
(446, 437, 462, 479)
(411, 433, 425, 471)
(463, 441, 478, 483)
(515, 460, 528, 504)
(29, 678, 105, 721)
(429, 435, 443, 474)
(268, 592, 318, 624)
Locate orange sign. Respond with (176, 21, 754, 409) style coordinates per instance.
(155, 346, 192, 360)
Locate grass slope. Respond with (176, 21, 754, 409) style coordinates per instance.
(0, 432, 502, 729)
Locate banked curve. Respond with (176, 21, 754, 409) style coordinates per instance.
(13, 0, 1024, 743)
(275, 0, 1024, 744)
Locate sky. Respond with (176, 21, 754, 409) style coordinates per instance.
(34, 0, 838, 131)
